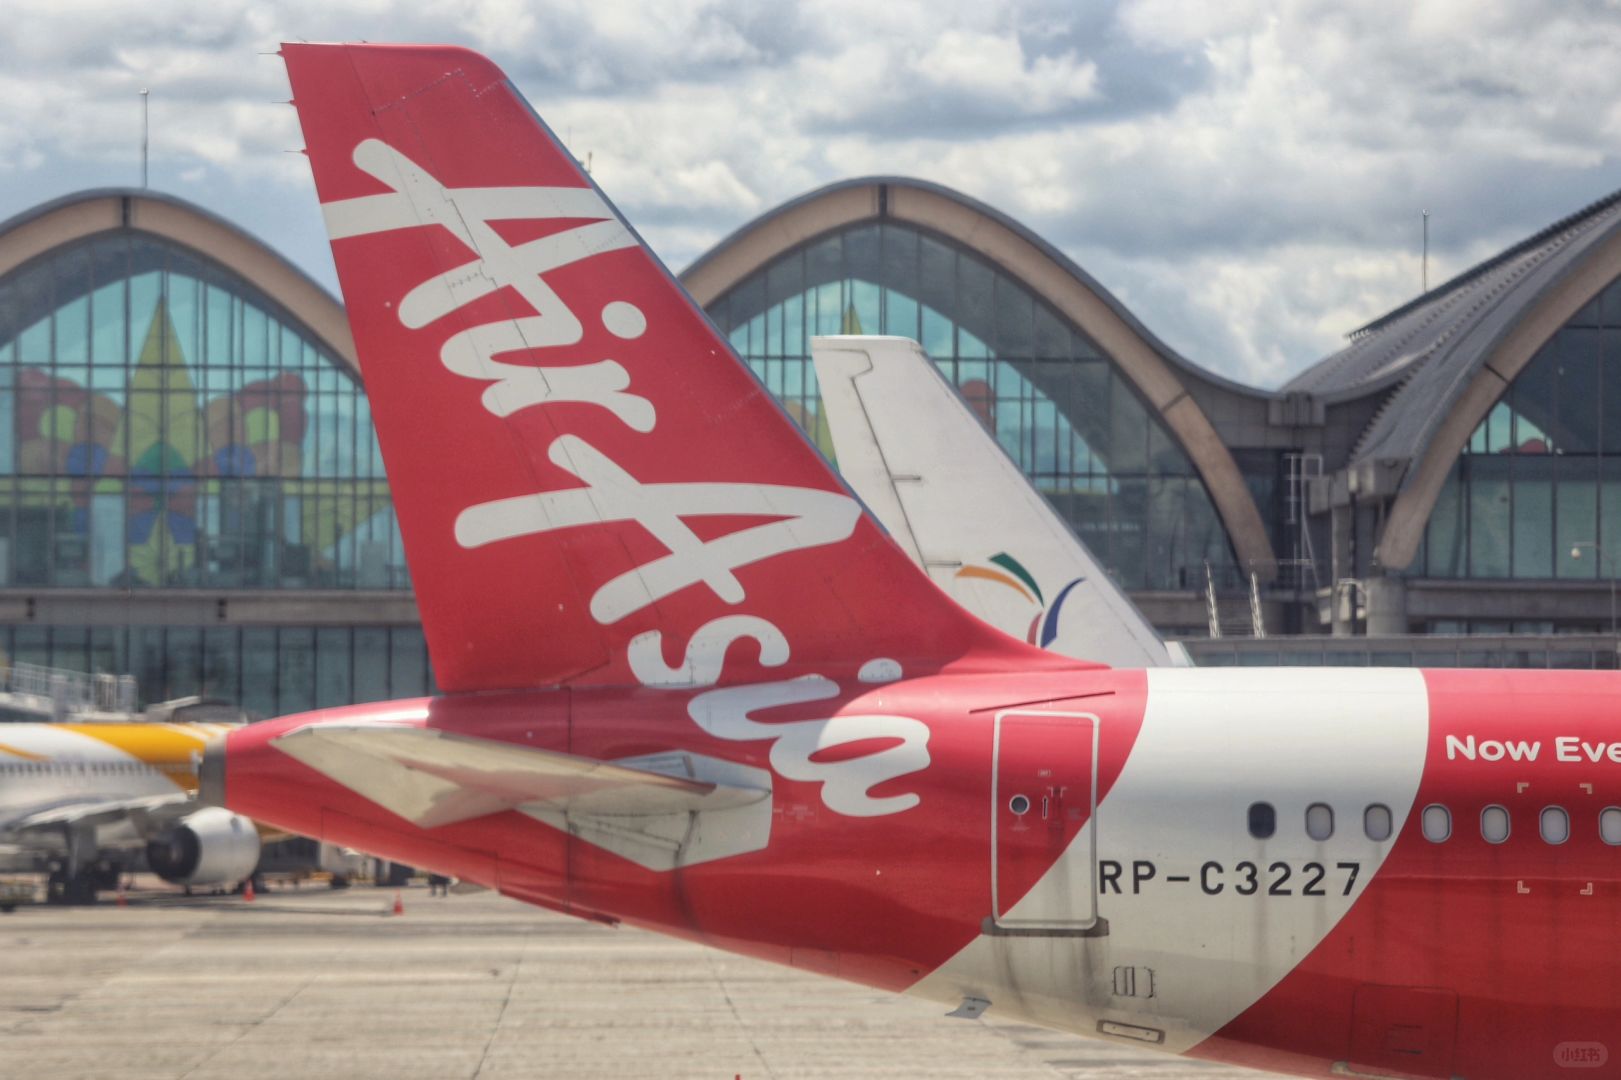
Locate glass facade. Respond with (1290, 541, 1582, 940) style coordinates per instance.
(1421, 276, 1621, 580)
(0, 232, 404, 590)
(0, 226, 425, 710)
(0, 623, 434, 719)
(1191, 635, 1619, 670)
(705, 222, 1238, 590)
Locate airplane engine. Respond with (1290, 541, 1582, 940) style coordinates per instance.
(146, 807, 261, 887)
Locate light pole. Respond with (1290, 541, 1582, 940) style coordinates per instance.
(140, 89, 149, 189)
(1570, 541, 1616, 635)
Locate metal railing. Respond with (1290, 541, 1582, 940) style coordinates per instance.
(3, 663, 139, 719)
(1205, 564, 1267, 638)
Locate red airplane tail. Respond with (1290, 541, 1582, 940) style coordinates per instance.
(282, 44, 1080, 692)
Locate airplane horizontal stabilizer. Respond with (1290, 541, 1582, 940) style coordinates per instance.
(272, 724, 770, 830)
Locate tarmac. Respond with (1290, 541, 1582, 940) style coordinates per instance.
(0, 881, 1266, 1079)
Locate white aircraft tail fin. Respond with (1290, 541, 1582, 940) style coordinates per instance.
(811, 335, 1176, 669)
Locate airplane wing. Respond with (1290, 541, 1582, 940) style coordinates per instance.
(9, 791, 195, 835)
(811, 335, 1179, 669)
(272, 724, 770, 830)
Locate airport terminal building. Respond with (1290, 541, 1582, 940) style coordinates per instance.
(0, 192, 428, 713)
(2, 178, 1620, 706)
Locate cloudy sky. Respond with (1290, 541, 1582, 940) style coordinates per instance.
(3, 0, 1619, 387)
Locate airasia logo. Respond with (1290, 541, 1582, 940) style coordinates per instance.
(631, 617, 928, 817)
(321, 139, 929, 818)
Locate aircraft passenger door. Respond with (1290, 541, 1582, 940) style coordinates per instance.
(991, 710, 1098, 930)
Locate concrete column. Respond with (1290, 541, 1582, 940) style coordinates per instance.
(1329, 502, 1355, 637)
(1329, 581, 1355, 637)
(1330, 502, 1352, 584)
(1364, 577, 1409, 636)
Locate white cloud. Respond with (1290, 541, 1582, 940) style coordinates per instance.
(2, 0, 1620, 389)
(911, 30, 1099, 112)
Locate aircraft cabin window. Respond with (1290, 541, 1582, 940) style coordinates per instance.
(1364, 804, 1393, 842)
(1481, 805, 1511, 845)
(1540, 807, 1570, 845)
(1422, 804, 1451, 843)
(1305, 803, 1334, 841)
(1602, 808, 1621, 846)
(1248, 802, 1276, 839)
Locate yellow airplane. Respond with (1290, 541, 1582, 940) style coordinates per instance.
(0, 722, 260, 903)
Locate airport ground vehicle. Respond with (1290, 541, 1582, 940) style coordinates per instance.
(0, 876, 34, 912)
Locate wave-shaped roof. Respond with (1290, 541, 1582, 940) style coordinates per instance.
(685, 176, 1268, 400)
(0, 187, 357, 373)
(1284, 188, 1621, 465)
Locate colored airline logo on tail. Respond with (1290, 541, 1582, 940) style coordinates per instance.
(955, 553, 1084, 648)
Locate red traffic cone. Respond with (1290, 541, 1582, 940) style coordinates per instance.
(392, 891, 404, 916)
(242, 879, 255, 903)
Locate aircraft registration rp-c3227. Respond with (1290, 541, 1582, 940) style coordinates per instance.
(207, 42, 1621, 1079)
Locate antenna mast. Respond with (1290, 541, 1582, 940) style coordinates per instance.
(1421, 209, 1429, 292)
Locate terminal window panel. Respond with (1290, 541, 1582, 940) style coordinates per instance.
(709, 222, 1239, 592)
(1421, 277, 1621, 583)
(0, 232, 405, 591)
(0, 623, 433, 715)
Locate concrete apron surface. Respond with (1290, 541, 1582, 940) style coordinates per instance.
(0, 881, 1263, 1079)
